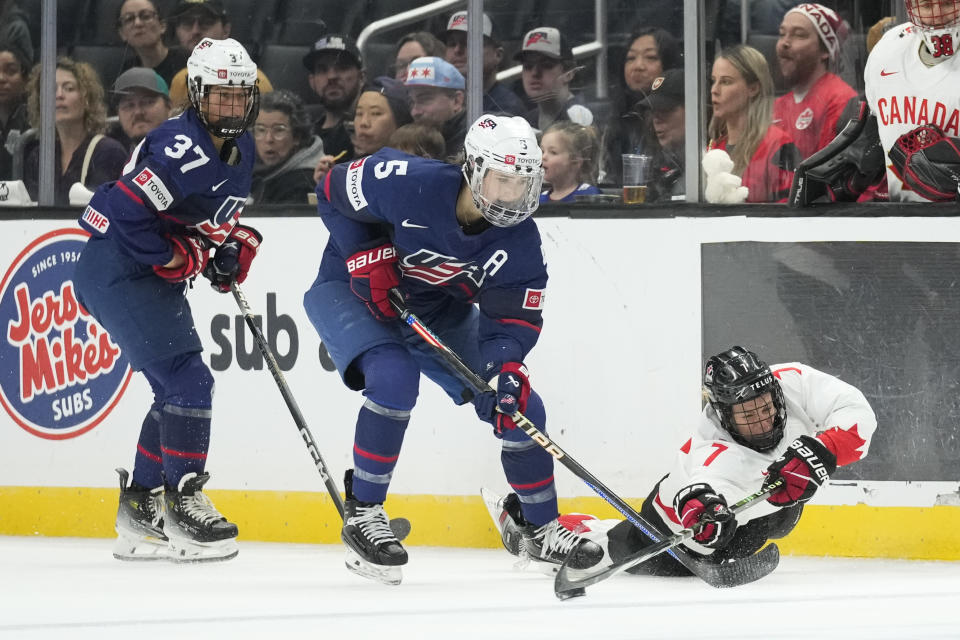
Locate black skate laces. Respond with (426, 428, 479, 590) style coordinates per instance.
(350, 504, 398, 545)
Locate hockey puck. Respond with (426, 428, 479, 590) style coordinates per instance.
(389, 517, 412, 541)
(556, 587, 586, 601)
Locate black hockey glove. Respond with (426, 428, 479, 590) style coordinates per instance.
(203, 224, 262, 293)
(763, 435, 837, 507)
(888, 124, 960, 201)
(673, 483, 737, 549)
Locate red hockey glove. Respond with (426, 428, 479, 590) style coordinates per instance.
(153, 234, 208, 283)
(763, 434, 838, 507)
(674, 483, 737, 549)
(203, 224, 262, 293)
(346, 243, 400, 321)
(474, 362, 532, 436)
(888, 124, 960, 201)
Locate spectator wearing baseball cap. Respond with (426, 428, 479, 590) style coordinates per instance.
(311, 76, 411, 185)
(773, 3, 857, 159)
(166, 1, 274, 109)
(404, 56, 468, 161)
(169, 0, 228, 51)
(109, 67, 173, 149)
(643, 69, 686, 202)
(117, 0, 189, 88)
(597, 27, 680, 186)
(516, 26, 594, 133)
(441, 10, 525, 116)
(304, 34, 365, 162)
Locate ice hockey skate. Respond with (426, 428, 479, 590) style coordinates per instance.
(112, 467, 168, 561)
(163, 472, 238, 563)
(481, 488, 604, 573)
(341, 470, 408, 585)
(481, 487, 525, 557)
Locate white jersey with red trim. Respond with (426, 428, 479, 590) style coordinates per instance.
(865, 22, 960, 202)
(651, 361, 876, 555)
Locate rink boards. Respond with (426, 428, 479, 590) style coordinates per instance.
(0, 214, 958, 560)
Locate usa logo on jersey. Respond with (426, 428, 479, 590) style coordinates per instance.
(0, 229, 132, 439)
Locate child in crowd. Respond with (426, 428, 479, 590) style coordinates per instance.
(539, 121, 601, 203)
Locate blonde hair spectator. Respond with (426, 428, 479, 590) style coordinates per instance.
(708, 45, 773, 176)
(27, 57, 107, 135)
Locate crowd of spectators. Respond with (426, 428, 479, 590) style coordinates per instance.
(0, 1, 912, 207)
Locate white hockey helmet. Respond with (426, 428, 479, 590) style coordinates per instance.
(906, 0, 960, 59)
(462, 115, 544, 227)
(187, 37, 260, 139)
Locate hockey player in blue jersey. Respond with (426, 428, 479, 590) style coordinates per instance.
(303, 114, 603, 584)
(73, 38, 262, 562)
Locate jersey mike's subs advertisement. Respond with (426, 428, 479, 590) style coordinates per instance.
(0, 228, 132, 440)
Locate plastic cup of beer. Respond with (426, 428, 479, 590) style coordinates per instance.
(622, 154, 652, 204)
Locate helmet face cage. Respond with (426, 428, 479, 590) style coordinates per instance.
(188, 81, 260, 139)
(462, 115, 544, 227)
(906, 0, 960, 58)
(703, 347, 787, 452)
(187, 38, 260, 139)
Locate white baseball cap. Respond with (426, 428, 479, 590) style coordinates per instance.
(444, 11, 493, 38)
(514, 27, 572, 62)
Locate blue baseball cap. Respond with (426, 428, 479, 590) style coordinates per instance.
(403, 56, 465, 90)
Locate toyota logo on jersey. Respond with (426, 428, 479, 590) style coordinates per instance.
(0, 229, 132, 440)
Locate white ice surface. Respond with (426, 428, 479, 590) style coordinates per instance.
(1, 536, 958, 640)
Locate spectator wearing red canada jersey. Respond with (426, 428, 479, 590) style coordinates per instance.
(773, 3, 858, 160)
(708, 45, 800, 203)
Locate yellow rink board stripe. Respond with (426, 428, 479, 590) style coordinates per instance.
(1, 487, 958, 561)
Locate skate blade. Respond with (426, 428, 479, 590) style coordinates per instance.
(523, 554, 562, 576)
(165, 533, 238, 564)
(344, 548, 402, 585)
(112, 530, 169, 561)
(480, 487, 506, 533)
(480, 487, 522, 556)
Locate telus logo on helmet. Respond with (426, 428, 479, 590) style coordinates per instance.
(0, 229, 132, 439)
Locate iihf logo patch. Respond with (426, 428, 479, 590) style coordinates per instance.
(0, 229, 132, 440)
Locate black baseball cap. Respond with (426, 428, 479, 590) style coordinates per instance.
(169, 0, 227, 20)
(303, 34, 363, 71)
(644, 69, 684, 111)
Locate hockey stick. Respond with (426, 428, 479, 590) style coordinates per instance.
(230, 282, 411, 540)
(387, 289, 775, 588)
(554, 478, 784, 599)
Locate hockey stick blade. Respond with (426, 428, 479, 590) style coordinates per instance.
(230, 283, 412, 541)
(554, 479, 785, 598)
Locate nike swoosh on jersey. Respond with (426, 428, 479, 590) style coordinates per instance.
(211, 179, 229, 191)
(401, 219, 429, 229)
(880, 69, 898, 76)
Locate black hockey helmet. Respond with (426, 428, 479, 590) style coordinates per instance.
(703, 346, 786, 452)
